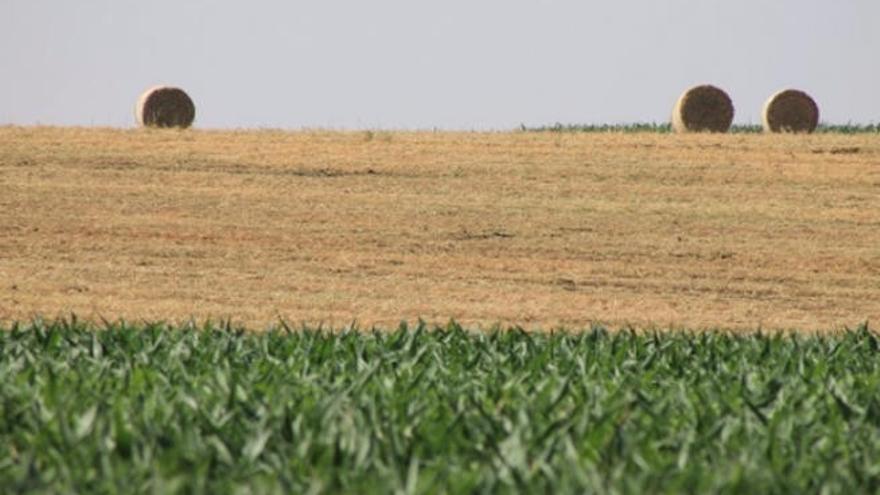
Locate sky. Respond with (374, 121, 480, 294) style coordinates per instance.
(1, 0, 878, 130)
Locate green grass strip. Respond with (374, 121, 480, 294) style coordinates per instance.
(521, 123, 880, 134)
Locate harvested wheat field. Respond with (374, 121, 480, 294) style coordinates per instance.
(0, 126, 878, 330)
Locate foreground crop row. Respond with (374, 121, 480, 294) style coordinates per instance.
(1, 320, 879, 494)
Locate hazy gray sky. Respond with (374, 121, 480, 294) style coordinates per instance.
(2, 1, 878, 129)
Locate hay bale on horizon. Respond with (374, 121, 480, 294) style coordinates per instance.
(762, 89, 819, 133)
(135, 86, 196, 129)
(671, 84, 735, 133)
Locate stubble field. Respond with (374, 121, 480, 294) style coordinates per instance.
(0, 126, 878, 330)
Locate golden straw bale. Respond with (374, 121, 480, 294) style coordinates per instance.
(671, 84, 735, 133)
(762, 89, 819, 133)
(135, 86, 196, 129)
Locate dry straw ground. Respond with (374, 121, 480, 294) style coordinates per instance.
(1, 127, 878, 330)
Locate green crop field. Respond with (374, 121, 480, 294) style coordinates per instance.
(522, 122, 880, 133)
(2, 320, 880, 494)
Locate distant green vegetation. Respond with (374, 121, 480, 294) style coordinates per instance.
(522, 122, 880, 134)
(2, 320, 880, 494)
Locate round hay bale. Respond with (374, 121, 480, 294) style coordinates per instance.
(671, 84, 735, 133)
(135, 86, 195, 128)
(762, 89, 819, 133)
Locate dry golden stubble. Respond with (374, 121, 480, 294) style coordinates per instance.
(1, 128, 879, 331)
